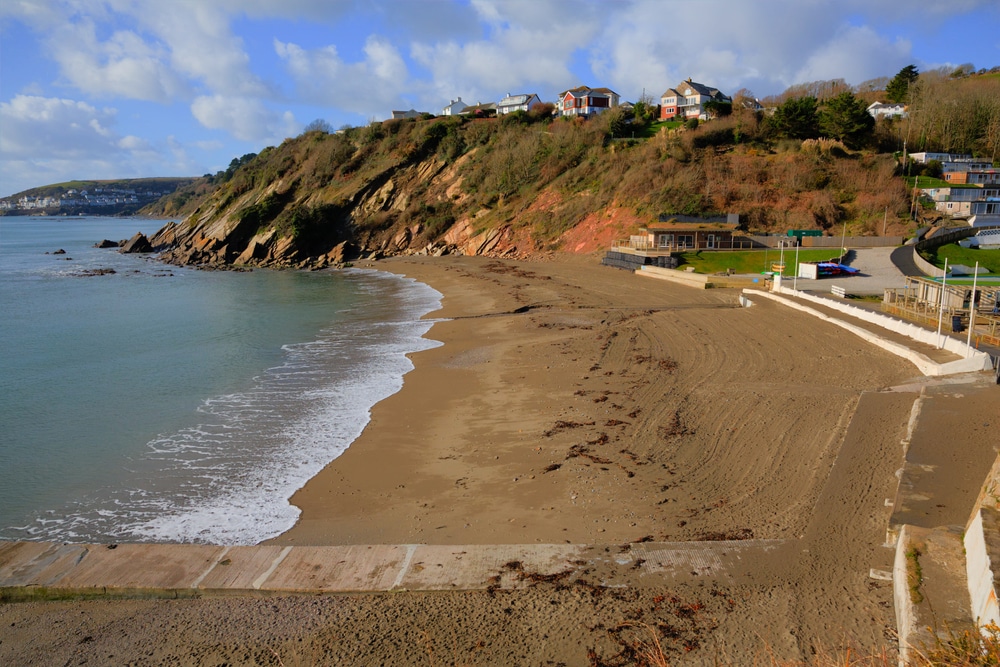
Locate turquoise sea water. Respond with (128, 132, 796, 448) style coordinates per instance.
(0, 217, 441, 545)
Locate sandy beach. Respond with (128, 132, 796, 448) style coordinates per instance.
(3, 253, 996, 665)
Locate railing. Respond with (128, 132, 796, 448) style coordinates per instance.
(611, 238, 765, 252)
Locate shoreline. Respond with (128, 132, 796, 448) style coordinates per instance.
(270, 253, 920, 547)
(8, 252, 1000, 664)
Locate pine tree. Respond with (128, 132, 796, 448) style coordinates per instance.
(771, 96, 819, 139)
(818, 92, 875, 148)
(886, 65, 919, 103)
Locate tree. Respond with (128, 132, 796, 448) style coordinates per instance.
(771, 96, 819, 139)
(732, 88, 757, 110)
(631, 90, 658, 127)
(951, 63, 975, 78)
(703, 100, 733, 118)
(303, 118, 333, 134)
(886, 65, 919, 103)
(818, 91, 875, 148)
(602, 106, 628, 138)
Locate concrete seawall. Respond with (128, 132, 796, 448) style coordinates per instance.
(746, 288, 993, 376)
(0, 539, 785, 601)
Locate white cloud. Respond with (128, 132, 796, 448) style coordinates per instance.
(190, 94, 296, 142)
(118, 135, 148, 150)
(409, 1, 601, 106)
(793, 25, 911, 86)
(0, 95, 121, 158)
(275, 36, 409, 115)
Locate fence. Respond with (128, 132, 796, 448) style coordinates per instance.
(746, 235, 903, 249)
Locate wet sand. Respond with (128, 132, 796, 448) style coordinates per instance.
(4, 253, 996, 666)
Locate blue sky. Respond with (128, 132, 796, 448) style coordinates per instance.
(1, 0, 998, 198)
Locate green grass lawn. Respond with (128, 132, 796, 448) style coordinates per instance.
(905, 175, 953, 189)
(675, 249, 844, 275)
(920, 243, 1000, 274)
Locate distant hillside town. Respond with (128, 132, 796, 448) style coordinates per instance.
(0, 179, 194, 216)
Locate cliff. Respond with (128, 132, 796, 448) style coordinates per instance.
(147, 111, 911, 269)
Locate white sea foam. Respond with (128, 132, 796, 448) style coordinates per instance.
(121, 272, 443, 545)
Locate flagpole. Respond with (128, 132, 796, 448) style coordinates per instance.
(793, 242, 800, 292)
(966, 261, 979, 356)
(936, 258, 949, 349)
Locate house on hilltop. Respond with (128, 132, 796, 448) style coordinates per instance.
(497, 93, 544, 115)
(442, 98, 467, 116)
(660, 79, 731, 121)
(557, 86, 619, 117)
(460, 101, 497, 117)
(391, 109, 426, 120)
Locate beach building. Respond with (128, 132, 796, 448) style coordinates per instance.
(633, 214, 742, 251)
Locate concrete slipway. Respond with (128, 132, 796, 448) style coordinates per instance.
(0, 539, 787, 600)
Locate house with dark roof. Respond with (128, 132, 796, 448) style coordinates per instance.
(557, 86, 620, 117)
(641, 214, 742, 250)
(460, 101, 498, 117)
(659, 79, 731, 121)
(497, 93, 544, 115)
(391, 109, 426, 120)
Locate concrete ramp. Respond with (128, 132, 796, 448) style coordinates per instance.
(1, 539, 786, 600)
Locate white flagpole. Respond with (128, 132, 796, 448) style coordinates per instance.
(936, 258, 949, 349)
(967, 261, 979, 356)
(793, 243, 800, 292)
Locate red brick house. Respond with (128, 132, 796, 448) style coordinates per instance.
(558, 86, 620, 118)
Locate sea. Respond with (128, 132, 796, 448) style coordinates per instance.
(0, 216, 442, 545)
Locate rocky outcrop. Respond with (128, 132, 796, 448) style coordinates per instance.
(121, 233, 153, 253)
(143, 124, 544, 270)
(94, 239, 120, 248)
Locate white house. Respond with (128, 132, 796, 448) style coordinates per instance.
(497, 93, 543, 115)
(442, 97, 467, 116)
(866, 101, 907, 120)
(660, 79, 731, 121)
(909, 152, 973, 164)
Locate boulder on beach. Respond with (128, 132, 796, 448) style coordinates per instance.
(121, 233, 153, 254)
(95, 239, 120, 248)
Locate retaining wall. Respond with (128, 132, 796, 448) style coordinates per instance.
(772, 287, 994, 373)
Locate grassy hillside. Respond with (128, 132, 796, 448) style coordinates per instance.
(157, 109, 917, 267)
